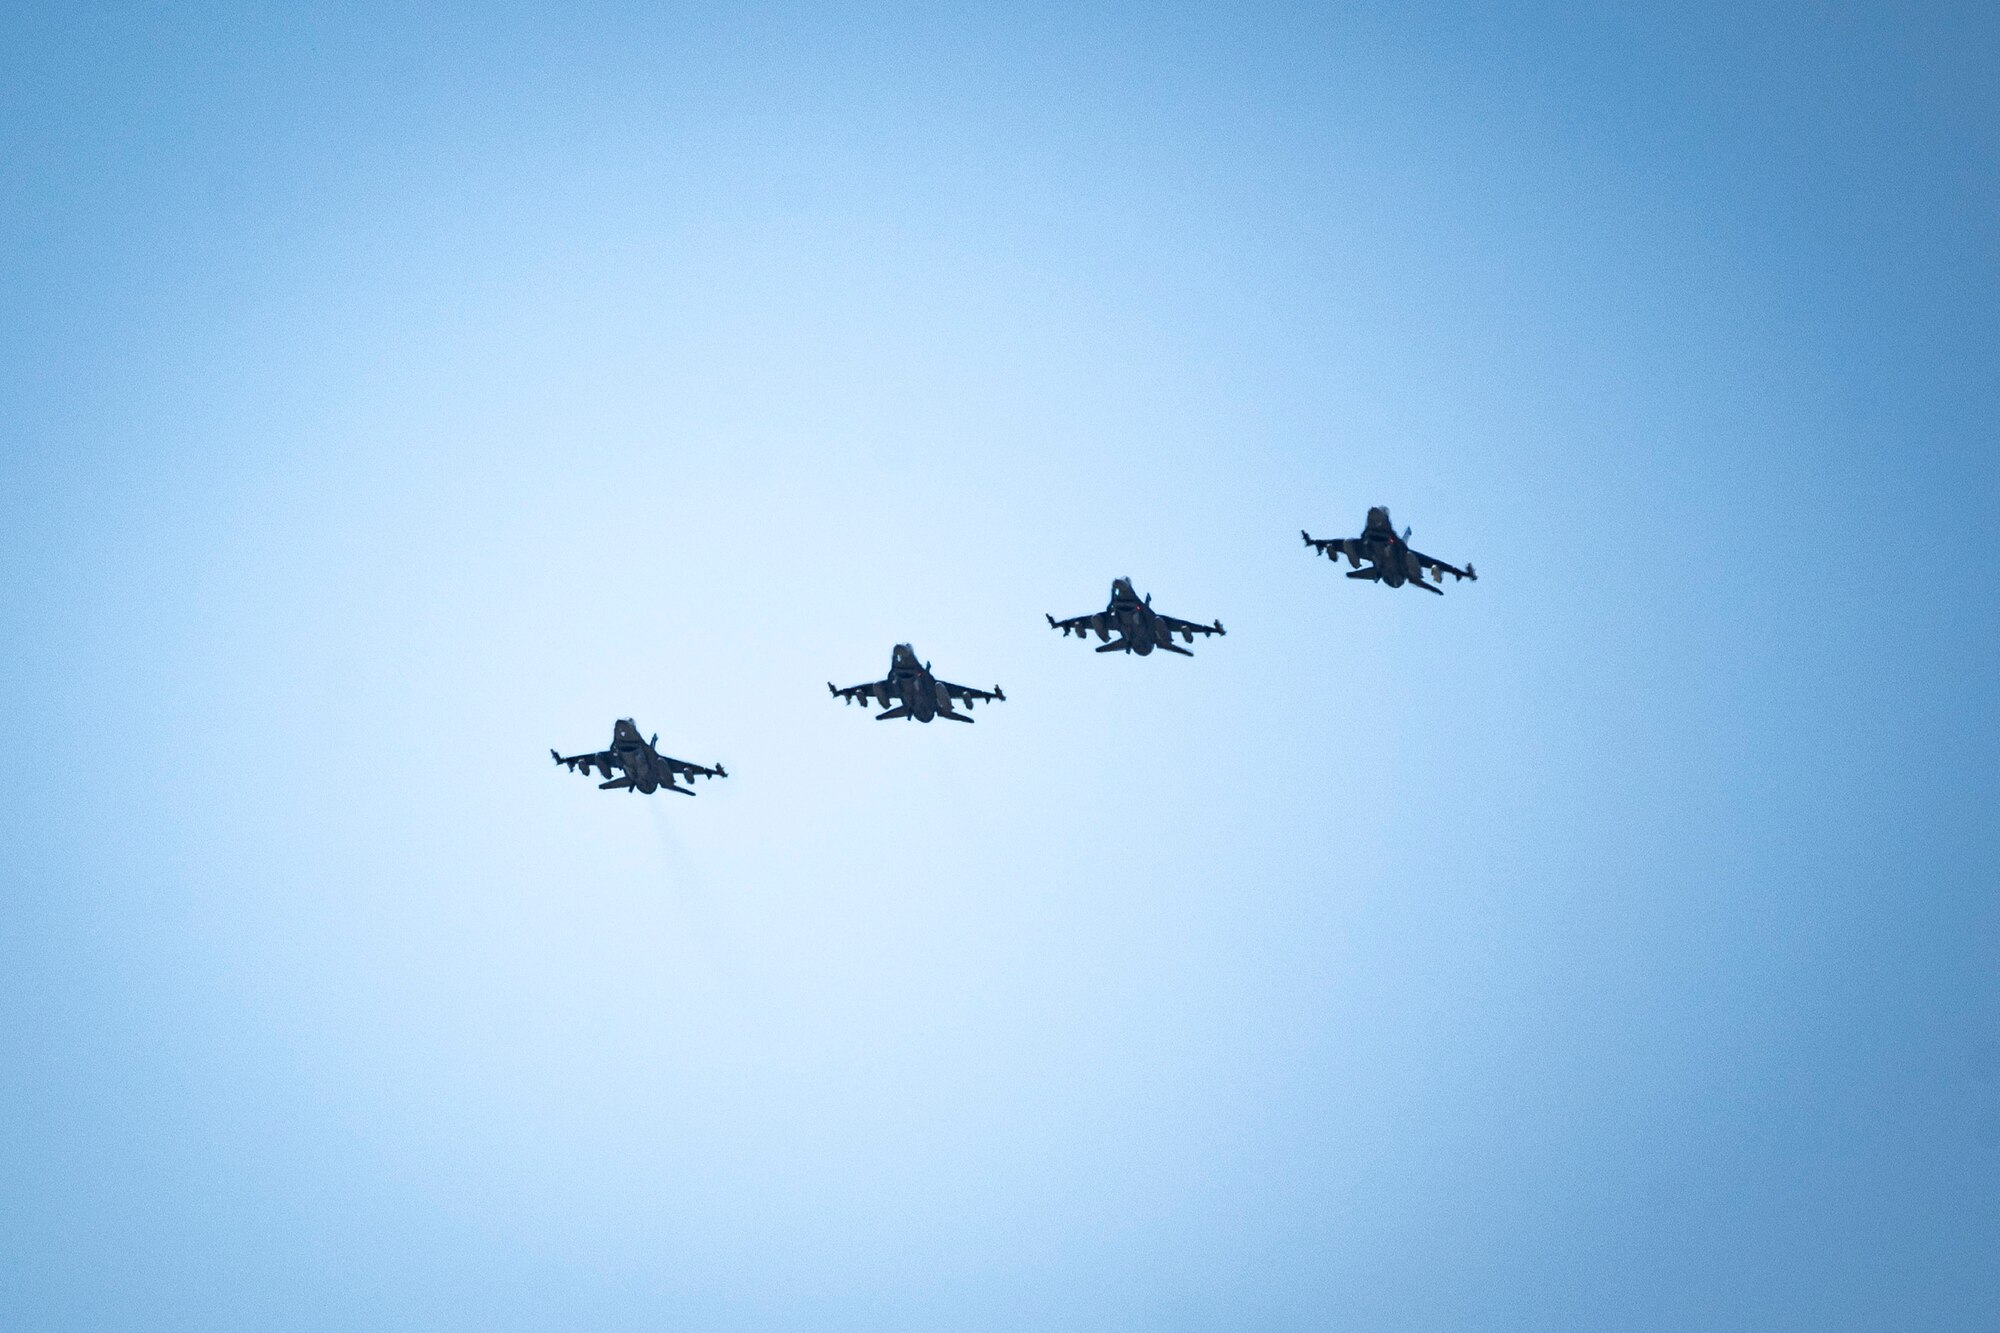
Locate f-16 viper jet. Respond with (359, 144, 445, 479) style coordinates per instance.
(551, 718, 728, 795)
(1046, 578, 1225, 656)
(829, 644, 1006, 723)
(1303, 507, 1477, 594)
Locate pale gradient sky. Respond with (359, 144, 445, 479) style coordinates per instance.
(3, 4, 1996, 1329)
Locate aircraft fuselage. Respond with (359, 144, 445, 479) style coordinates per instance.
(887, 647, 943, 721)
(1369, 535, 1415, 587)
(1107, 595, 1161, 654)
(607, 722, 667, 791)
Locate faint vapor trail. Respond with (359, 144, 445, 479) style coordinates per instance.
(645, 798, 747, 994)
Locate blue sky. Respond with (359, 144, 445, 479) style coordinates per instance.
(3, 4, 1996, 1329)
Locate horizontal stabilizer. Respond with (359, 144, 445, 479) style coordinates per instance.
(661, 782, 695, 796)
(599, 777, 635, 790)
(1095, 638, 1131, 653)
(875, 705, 913, 721)
(939, 709, 975, 723)
(1158, 641, 1193, 656)
(1412, 578, 1444, 595)
(1346, 567, 1381, 580)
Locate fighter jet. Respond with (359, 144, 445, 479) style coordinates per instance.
(1302, 507, 1477, 594)
(1046, 578, 1225, 656)
(828, 644, 1006, 723)
(550, 718, 727, 795)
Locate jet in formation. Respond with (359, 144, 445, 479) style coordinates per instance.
(829, 643, 1006, 723)
(1302, 506, 1477, 594)
(551, 718, 728, 795)
(1047, 578, 1226, 656)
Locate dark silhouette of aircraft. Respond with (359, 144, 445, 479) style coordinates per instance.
(1303, 507, 1477, 594)
(1046, 578, 1225, 656)
(829, 644, 1006, 723)
(551, 718, 727, 795)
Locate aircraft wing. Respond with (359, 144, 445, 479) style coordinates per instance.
(660, 755, 728, 783)
(1046, 611, 1109, 640)
(1155, 613, 1226, 641)
(551, 748, 619, 778)
(1302, 530, 1348, 560)
(934, 679, 1005, 707)
(828, 677, 894, 707)
(1408, 548, 1477, 582)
